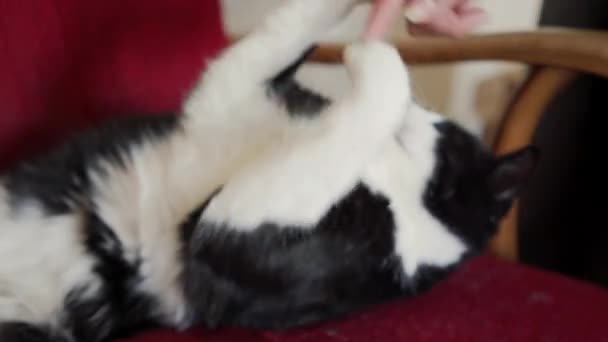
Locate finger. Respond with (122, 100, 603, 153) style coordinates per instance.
(411, 9, 475, 37)
(455, 1, 486, 16)
(457, 9, 487, 31)
(440, 11, 486, 36)
(407, 23, 440, 36)
(437, 0, 463, 8)
(454, 0, 473, 7)
(403, 0, 436, 23)
(455, 0, 481, 12)
(459, 6, 487, 18)
(364, 0, 403, 40)
(431, 2, 486, 34)
(425, 5, 462, 29)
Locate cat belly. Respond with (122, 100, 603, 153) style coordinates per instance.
(0, 202, 98, 324)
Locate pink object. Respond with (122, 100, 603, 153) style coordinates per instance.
(406, 0, 487, 37)
(364, 0, 403, 40)
(364, 0, 487, 40)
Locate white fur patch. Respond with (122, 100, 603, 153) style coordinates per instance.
(87, 119, 289, 326)
(363, 104, 467, 277)
(89, 132, 216, 326)
(0, 199, 99, 325)
(179, 0, 367, 222)
(202, 42, 411, 230)
(184, 0, 360, 125)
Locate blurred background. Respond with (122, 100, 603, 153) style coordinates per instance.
(223, 0, 607, 288)
(222, 0, 543, 134)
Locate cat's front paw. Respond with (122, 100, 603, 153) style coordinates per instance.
(343, 41, 411, 131)
(343, 41, 410, 99)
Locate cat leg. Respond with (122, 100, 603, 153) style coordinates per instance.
(163, 0, 371, 211)
(0, 322, 69, 342)
(183, 0, 365, 124)
(267, 46, 331, 117)
(201, 41, 411, 229)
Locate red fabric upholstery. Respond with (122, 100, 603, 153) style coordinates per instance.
(121, 255, 608, 341)
(0, 0, 226, 169)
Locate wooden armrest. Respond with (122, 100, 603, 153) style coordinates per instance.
(308, 28, 608, 78)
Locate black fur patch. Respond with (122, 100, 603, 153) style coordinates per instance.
(179, 187, 223, 247)
(3, 114, 180, 214)
(62, 213, 161, 342)
(424, 121, 518, 250)
(268, 46, 330, 117)
(0, 322, 68, 342)
(181, 184, 412, 330)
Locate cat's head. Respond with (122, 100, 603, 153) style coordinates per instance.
(397, 104, 539, 250)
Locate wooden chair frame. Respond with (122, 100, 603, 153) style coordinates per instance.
(233, 28, 608, 261)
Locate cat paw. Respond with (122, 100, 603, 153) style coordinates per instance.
(343, 41, 411, 100)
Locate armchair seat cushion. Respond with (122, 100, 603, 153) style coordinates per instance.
(121, 255, 608, 342)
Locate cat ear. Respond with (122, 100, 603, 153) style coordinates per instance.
(487, 146, 540, 201)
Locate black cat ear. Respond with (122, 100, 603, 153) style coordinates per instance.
(487, 146, 540, 201)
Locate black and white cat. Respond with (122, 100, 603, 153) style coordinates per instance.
(0, 0, 538, 341)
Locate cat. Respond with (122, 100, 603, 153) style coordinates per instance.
(0, 0, 539, 341)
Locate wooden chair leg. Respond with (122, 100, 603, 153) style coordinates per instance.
(489, 67, 577, 261)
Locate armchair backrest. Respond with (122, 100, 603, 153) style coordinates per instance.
(0, 0, 227, 169)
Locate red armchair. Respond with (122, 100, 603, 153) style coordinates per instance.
(123, 256, 608, 341)
(0, 0, 226, 170)
(2, 0, 607, 340)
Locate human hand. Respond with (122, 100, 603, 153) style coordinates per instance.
(405, 0, 487, 37)
(364, 0, 487, 40)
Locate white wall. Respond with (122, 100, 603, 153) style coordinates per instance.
(447, 0, 544, 134)
(222, 0, 373, 98)
(221, 0, 543, 134)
